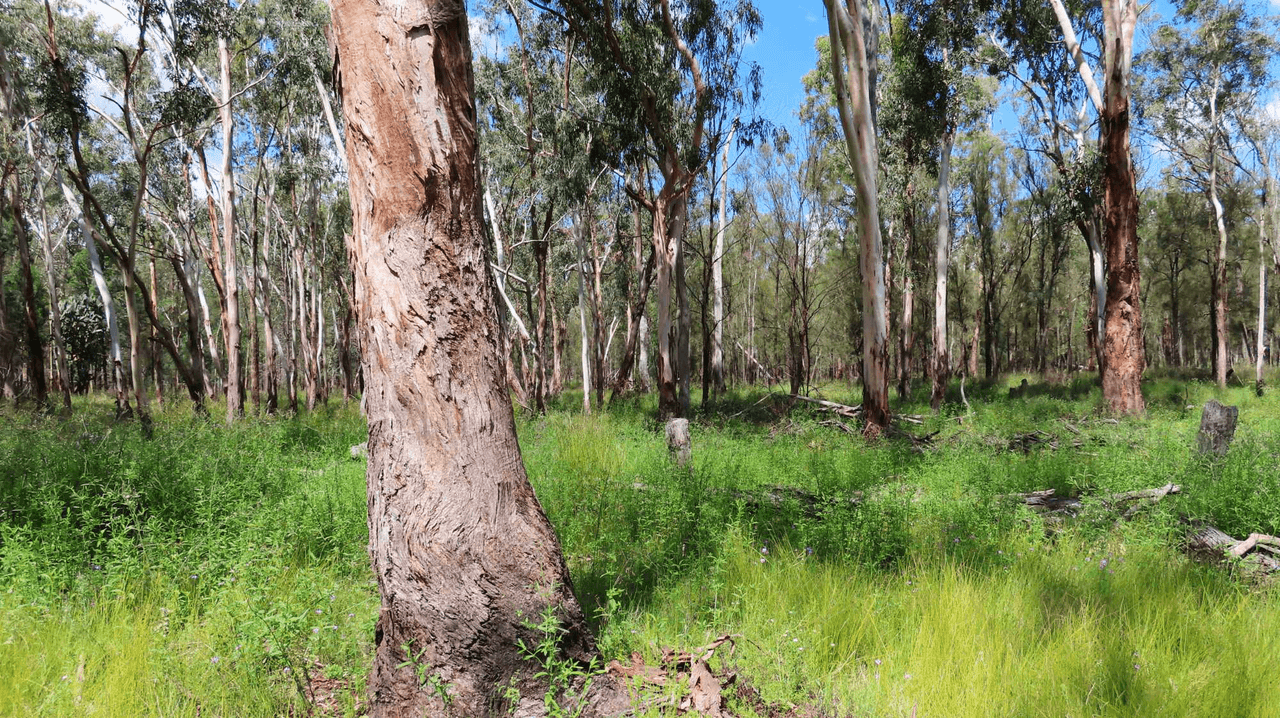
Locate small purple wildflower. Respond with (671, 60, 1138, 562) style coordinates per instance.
(211, 656, 220, 664)
(312, 627, 319, 634)
(874, 659, 882, 666)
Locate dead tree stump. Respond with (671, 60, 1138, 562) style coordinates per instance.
(666, 418, 692, 469)
(1197, 400, 1238, 456)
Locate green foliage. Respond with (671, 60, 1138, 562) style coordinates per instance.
(58, 294, 107, 392)
(517, 602, 601, 718)
(4, 379, 1280, 716)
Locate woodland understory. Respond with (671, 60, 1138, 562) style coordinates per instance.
(4, 0, 1280, 716)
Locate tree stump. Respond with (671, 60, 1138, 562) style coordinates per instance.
(666, 418, 692, 468)
(1197, 400, 1238, 456)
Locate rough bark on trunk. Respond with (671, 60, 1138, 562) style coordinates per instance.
(328, 2, 608, 714)
(1210, 161, 1230, 388)
(1098, 8, 1145, 415)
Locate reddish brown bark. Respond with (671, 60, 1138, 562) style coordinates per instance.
(1099, 61, 1145, 414)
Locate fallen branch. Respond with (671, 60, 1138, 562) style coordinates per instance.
(1229, 533, 1280, 558)
(886, 425, 938, 452)
(1008, 430, 1058, 452)
(790, 394, 862, 418)
(818, 418, 858, 435)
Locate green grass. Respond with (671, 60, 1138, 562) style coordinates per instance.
(2, 371, 1280, 716)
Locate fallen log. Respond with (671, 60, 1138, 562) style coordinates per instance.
(1001, 483, 1181, 518)
(1186, 524, 1280, 572)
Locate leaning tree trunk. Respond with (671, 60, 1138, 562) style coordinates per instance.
(327, 2, 608, 714)
(826, 0, 889, 432)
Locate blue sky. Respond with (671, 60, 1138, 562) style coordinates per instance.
(740, 0, 1280, 182)
(740, 2, 828, 139)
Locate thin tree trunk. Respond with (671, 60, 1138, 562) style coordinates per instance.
(575, 218, 592, 414)
(931, 130, 954, 410)
(898, 194, 915, 401)
(23, 129, 72, 410)
(1210, 158, 1230, 388)
(219, 36, 243, 421)
(1258, 193, 1268, 394)
(711, 139, 729, 401)
(8, 181, 48, 408)
(150, 258, 165, 409)
(610, 203, 656, 399)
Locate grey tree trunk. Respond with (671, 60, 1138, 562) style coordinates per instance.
(826, 0, 890, 431)
(219, 37, 244, 421)
(930, 130, 954, 410)
(711, 140, 728, 401)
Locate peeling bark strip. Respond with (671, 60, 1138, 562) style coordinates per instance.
(327, 2, 610, 715)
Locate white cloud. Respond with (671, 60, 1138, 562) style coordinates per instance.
(74, 0, 138, 45)
(1265, 95, 1280, 124)
(469, 14, 501, 59)
(805, 12, 818, 22)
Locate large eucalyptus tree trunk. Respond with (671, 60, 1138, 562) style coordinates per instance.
(327, 1, 611, 714)
(1098, 0, 1145, 414)
(826, 0, 890, 431)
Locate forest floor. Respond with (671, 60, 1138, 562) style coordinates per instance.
(2, 369, 1280, 717)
